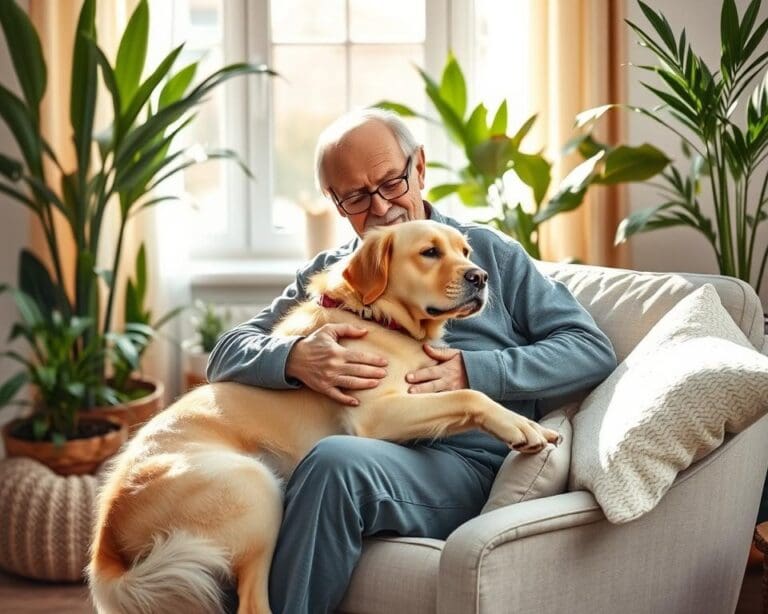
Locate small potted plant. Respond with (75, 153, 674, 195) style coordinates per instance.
(0, 0, 272, 473)
(182, 300, 230, 391)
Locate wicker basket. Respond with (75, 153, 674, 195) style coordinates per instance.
(0, 456, 107, 582)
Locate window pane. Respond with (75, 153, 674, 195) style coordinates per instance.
(349, 0, 425, 43)
(270, 0, 346, 43)
(349, 44, 427, 146)
(171, 0, 231, 238)
(272, 45, 346, 233)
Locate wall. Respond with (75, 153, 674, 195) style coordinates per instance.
(626, 0, 768, 307)
(0, 0, 31, 438)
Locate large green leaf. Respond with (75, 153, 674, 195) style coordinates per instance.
(510, 151, 551, 207)
(70, 0, 97, 184)
(0, 84, 42, 176)
(615, 202, 685, 244)
(470, 136, 514, 179)
(510, 113, 537, 149)
(638, 1, 678, 57)
(0, 0, 46, 118)
(490, 101, 508, 136)
(427, 183, 462, 202)
(159, 62, 198, 109)
(119, 44, 184, 137)
(418, 66, 465, 146)
(464, 103, 489, 152)
(439, 53, 467, 121)
(597, 144, 671, 184)
(115, 0, 149, 111)
(373, 100, 428, 120)
(0, 372, 28, 408)
(18, 248, 70, 320)
(0, 153, 22, 181)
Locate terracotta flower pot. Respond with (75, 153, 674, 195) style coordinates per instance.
(2, 416, 127, 476)
(86, 376, 165, 434)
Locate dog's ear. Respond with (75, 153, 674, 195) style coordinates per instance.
(343, 230, 394, 305)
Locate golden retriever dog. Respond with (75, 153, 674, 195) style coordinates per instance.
(87, 219, 560, 614)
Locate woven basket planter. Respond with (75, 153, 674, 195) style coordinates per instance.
(0, 456, 106, 582)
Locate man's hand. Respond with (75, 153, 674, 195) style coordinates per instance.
(406, 345, 468, 393)
(286, 324, 388, 406)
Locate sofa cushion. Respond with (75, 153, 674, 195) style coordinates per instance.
(339, 536, 442, 614)
(536, 261, 764, 361)
(480, 406, 573, 514)
(569, 284, 768, 524)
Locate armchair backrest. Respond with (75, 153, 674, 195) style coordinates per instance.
(536, 261, 765, 362)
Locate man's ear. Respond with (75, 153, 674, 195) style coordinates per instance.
(343, 230, 394, 305)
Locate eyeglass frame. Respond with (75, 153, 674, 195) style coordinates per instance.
(329, 155, 413, 215)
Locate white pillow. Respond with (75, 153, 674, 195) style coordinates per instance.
(481, 406, 573, 514)
(570, 284, 768, 524)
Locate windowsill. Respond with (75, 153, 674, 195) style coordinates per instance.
(190, 258, 304, 288)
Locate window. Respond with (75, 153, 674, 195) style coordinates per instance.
(162, 0, 456, 261)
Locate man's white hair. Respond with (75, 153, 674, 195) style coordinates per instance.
(314, 107, 421, 195)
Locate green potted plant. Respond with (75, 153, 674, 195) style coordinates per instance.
(578, 0, 768, 292)
(181, 300, 230, 391)
(376, 54, 669, 259)
(0, 0, 272, 473)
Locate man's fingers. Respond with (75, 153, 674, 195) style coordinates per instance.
(408, 379, 443, 394)
(345, 363, 387, 379)
(330, 324, 369, 339)
(336, 375, 382, 390)
(325, 387, 360, 406)
(346, 349, 388, 367)
(422, 344, 459, 360)
(406, 366, 439, 384)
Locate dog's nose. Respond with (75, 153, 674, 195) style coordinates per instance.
(464, 268, 488, 289)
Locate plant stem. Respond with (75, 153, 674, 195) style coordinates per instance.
(749, 170, 768, 290)
(102, 208, 127, 337)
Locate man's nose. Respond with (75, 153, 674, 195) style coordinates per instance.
(369, 192, 390, 216)
(464, 268, 488, 289)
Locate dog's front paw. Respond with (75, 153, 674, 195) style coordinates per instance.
(507, 419, 560, 454)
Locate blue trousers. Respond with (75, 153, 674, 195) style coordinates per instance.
(263, 434, 506, 614)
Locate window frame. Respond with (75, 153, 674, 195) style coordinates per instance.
(179, 0, 473, 263)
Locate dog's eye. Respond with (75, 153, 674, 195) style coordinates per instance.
(420, 247, 441, 258)
(463, 247, 470, 257)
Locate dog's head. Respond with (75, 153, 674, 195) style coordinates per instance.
(340, 220, 488, 339)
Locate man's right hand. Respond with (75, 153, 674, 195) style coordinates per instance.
(285, 324, 388, 406)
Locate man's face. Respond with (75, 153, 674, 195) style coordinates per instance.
(322, 119, 427, 237)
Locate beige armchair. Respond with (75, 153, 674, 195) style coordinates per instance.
(338, 263, 768, 614)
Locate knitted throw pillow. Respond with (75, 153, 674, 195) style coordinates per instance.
(0, 457, 101, 582)
(569, 284, 768, 524)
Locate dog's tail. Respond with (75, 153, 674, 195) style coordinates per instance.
(88, 527, 231, 614)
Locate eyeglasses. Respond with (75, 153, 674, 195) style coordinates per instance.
(331, 156, 412, 215)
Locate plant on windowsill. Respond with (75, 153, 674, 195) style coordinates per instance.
(181, 300, 230, 392)
(376, 53, 670, 260)
(0, 0, 273, 474)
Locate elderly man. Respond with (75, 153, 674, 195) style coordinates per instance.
(207, 108, 617, 613)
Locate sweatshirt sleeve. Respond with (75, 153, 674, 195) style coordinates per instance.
(462, 242, 617, 401)
(205, 267, 312, 389)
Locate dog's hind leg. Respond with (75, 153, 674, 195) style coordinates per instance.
(218, 456, 283, 614)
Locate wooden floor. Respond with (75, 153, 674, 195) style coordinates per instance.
(0, 565, 764, 613)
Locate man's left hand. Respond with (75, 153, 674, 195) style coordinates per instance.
(406, 345, 468, 393)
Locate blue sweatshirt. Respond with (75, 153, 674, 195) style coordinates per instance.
(207, 206, 617, 456)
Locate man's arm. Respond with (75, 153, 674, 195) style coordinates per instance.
(462, 241, 617, 402)
(206, 244, 388, 402)
(206, 269, 311, 389)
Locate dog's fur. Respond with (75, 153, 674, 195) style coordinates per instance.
(87, 220, 559, 614)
